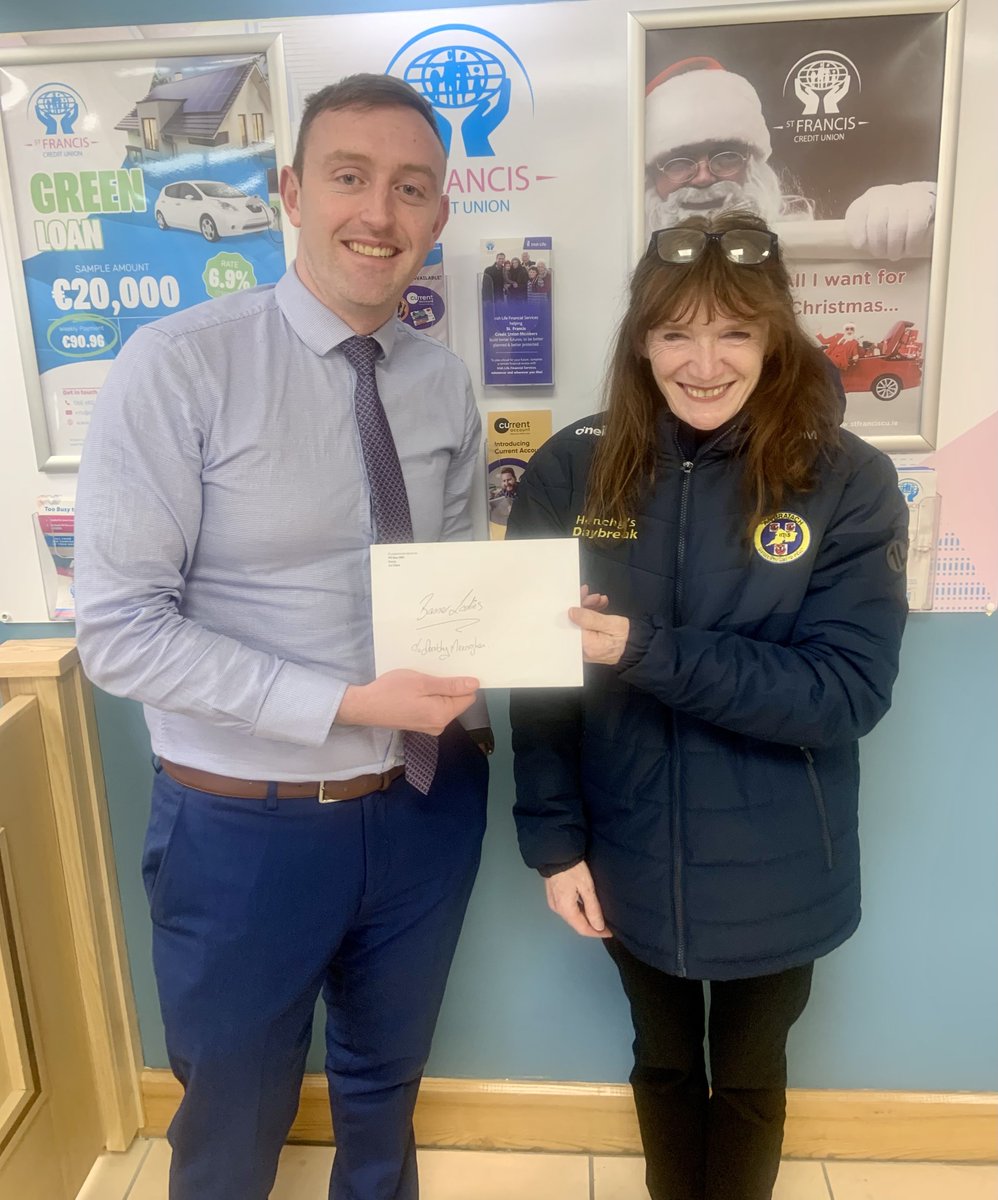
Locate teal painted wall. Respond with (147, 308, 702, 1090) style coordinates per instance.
(3, 615, 996, 1088)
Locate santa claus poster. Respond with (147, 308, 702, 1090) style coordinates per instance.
(637, 3, 956, 448)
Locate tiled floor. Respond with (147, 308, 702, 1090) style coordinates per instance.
(76, 1138, 998, 1199)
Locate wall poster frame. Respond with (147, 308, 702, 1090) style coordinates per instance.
(628, 0, 966, 451)
(0, 33, 294, 471)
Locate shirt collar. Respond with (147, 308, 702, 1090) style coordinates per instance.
(275, 265, 401, 360)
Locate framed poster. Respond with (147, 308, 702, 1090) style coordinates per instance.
(628, 0, 965, 451)
(0, 34, 294, 471)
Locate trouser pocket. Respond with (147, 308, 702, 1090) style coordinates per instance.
(142, 772, 187, 923)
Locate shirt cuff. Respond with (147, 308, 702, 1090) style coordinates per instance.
(253, 660, 347, 747)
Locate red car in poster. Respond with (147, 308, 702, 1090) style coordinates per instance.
(819, 320, 923, 402)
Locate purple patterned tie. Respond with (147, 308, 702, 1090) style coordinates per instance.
(341, 335, 438, 794)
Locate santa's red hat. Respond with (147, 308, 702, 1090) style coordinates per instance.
(645, 57, 772, 166)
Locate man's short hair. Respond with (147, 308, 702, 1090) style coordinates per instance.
(292, 73, 445, 179)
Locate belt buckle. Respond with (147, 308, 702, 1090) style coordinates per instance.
(318, 779, 337, 804)
(317, 770, 391, 803)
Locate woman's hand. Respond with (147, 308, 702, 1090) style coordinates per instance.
(580, 584, 609, 611)
(569, 606, 630, 666)
(544, 861, 612, 939)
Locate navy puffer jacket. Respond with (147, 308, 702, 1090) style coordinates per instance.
(507, 412, 908, 980)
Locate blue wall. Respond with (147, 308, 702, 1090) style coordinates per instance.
(2, 615, 997, 1089)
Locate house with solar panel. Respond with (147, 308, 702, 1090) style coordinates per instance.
(115, 57, 273, 163)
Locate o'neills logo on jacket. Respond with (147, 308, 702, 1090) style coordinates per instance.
(573, 514, 637, 541)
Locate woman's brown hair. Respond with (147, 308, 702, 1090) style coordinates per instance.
(587, 210, 841, 531)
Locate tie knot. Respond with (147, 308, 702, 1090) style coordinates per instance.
(340, 335, 380, 374)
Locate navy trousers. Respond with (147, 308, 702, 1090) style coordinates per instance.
(142, 722, 488, 1200)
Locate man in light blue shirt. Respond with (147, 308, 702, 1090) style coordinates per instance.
(75, 74, 490, 1200)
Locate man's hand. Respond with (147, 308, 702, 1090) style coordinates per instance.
(337, 669, 479, 734)
(544, 861, 611, 939)
(569, 606, 630, 666)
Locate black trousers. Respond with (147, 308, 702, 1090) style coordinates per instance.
(606, 939, 814, 1200)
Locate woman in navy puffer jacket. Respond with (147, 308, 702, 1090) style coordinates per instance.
(507, 211, 908, 1200)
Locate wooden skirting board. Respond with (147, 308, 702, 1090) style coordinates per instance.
(140, 1070, 998, 1162)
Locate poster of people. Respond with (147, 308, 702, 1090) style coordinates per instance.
(0, 47, 288, 465)
(641, 9, 949, 444)
(485, 409, 552, 540)
(480, 236, 554, 385)
(397, 241, 449, 345)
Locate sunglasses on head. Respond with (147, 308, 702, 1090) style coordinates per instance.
(651, 227, 779, 266)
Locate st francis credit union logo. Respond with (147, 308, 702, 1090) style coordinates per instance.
(387, 24, 533, 158)
(387, 24, 548, 217)
(32, 83, 86, 135)
(777, 50, 870, 145)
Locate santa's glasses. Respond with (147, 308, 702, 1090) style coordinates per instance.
(651, 227, 779, 267)
(653, 149, 747, 186)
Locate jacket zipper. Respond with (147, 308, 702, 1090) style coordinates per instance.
(671, 456, 695, 976)
(669, 425, 737, 977)
(801, 747, 834, 870)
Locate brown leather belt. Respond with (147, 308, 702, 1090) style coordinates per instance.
(160, 759, 405, 803)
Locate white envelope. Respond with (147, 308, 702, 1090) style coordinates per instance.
(370, 538, 583, 688)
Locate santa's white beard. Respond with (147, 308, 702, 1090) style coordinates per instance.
(644, 159, 790, 236)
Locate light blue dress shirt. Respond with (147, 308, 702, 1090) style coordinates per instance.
(74, 267, 483, 781)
